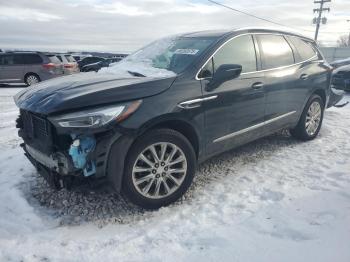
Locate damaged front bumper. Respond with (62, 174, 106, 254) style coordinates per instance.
(17, 109, 127, 189)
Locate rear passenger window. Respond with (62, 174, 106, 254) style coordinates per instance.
(257, 35, 295, 69)
(13, 55, 25, 64)
(288, 37, 317, 62)
(213, 35, 257, 74)
(23, 54, 43, 64)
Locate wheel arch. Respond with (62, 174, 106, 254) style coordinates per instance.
(313, 88, 327, 107)
(137, 116, 201, 160)
(107, 116, 202, 193)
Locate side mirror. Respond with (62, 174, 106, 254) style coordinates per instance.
(206, 64, 242, 91)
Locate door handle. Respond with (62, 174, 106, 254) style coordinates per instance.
(300, 74, 309, 80)
(251, 82, 264, 89)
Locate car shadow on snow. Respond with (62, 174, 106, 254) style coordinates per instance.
(23, 130, 302, 227)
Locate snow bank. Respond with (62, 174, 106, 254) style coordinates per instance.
(1, 88, 350, 262)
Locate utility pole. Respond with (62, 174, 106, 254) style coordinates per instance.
(313, 0, 331, 41)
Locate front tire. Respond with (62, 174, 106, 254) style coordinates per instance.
(122, 129, 196, 209)
(290, 94, 324, 140)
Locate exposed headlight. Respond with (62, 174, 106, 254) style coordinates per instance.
(49, 100, 142, 128)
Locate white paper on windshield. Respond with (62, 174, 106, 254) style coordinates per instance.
(174, 49, 199, 55)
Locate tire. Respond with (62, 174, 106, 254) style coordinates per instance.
(290, 94, 324, 141)
(25, 74, 40, 86)
(122, 129, 197, 209)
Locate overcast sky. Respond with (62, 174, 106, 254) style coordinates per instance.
(0, 0, 349, 53)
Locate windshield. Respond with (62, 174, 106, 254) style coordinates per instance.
(99, 36, 215, 78)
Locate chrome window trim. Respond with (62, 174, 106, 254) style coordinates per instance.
(195, 32, 322, 81)
(213, 111, 296, 143)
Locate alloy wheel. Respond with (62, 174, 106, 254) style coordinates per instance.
(132, 142, 187, 199)
(305, 101, 322, 136)
(26, 75, 39, 85)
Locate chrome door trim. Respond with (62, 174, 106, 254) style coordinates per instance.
(178, 95, 218, 109)
(195, 31, 321, 81)
(213, 111, 296, 143)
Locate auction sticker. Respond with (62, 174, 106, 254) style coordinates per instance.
(174, 49, 199, 55)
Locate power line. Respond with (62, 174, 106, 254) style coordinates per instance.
(208, 0, 349, 34)
(208, 0, 314, 33)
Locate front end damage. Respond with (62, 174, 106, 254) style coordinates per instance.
(16, 110, 119, 189)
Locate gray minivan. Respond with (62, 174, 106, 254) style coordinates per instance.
(0, 52, 64, 86)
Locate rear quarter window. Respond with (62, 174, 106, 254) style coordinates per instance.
(65, 55, 76, 62)
(47, 55, 61, 64)
(288, 37, 317, 62)
(56, 56, 63, 62)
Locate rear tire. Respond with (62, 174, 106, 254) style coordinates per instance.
(122, 129, 196, 209)
(25, 74, 40, 86)
(290, 94, 324, 141)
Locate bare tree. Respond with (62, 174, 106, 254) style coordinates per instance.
(337, 34, 350, 47)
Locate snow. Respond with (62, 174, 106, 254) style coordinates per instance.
(1, 87, 350, 262)
(99, 37, 177, 78)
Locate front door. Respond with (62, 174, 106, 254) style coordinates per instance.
(198, 34, 266, 157)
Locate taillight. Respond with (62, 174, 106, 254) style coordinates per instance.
(42, 63, 56, 70)
(64, 63, 74, 68)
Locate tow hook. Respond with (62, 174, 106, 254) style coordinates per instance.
(69, 135, 96, 177)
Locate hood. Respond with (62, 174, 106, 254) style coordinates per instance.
(14, 72, 176, 115)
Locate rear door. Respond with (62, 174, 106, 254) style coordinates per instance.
(199, 34, 266, 157)
(286, 36, 330, 106)
(255, 34, 300, 130)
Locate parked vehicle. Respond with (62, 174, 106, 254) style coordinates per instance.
(78, 56, 105, 69)
(81, 58, 123, 72)
(0, 52, 64, 86)
(81, 60, 109, 72)
(330, 57, 350, 69)
(56, 54, 80, 75)
(332, 64, 350, 92)
(14, 28, 332, 209)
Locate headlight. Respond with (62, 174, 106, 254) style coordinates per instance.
(49, 100, 142, 128)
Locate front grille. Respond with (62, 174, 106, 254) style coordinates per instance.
(20, 110, 50, 140)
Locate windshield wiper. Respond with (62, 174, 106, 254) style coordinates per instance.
(127, 71, 146, 77)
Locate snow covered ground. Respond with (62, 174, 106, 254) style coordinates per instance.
(0, 87, 349, 262)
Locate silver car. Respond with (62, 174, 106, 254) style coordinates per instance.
(0, 52, 64, 86)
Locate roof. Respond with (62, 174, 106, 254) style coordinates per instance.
(181, 27, 314, 42)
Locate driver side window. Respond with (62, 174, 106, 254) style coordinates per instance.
(199, 35, 257, 78)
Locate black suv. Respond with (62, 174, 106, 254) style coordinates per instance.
(14, 28, 331, 209)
